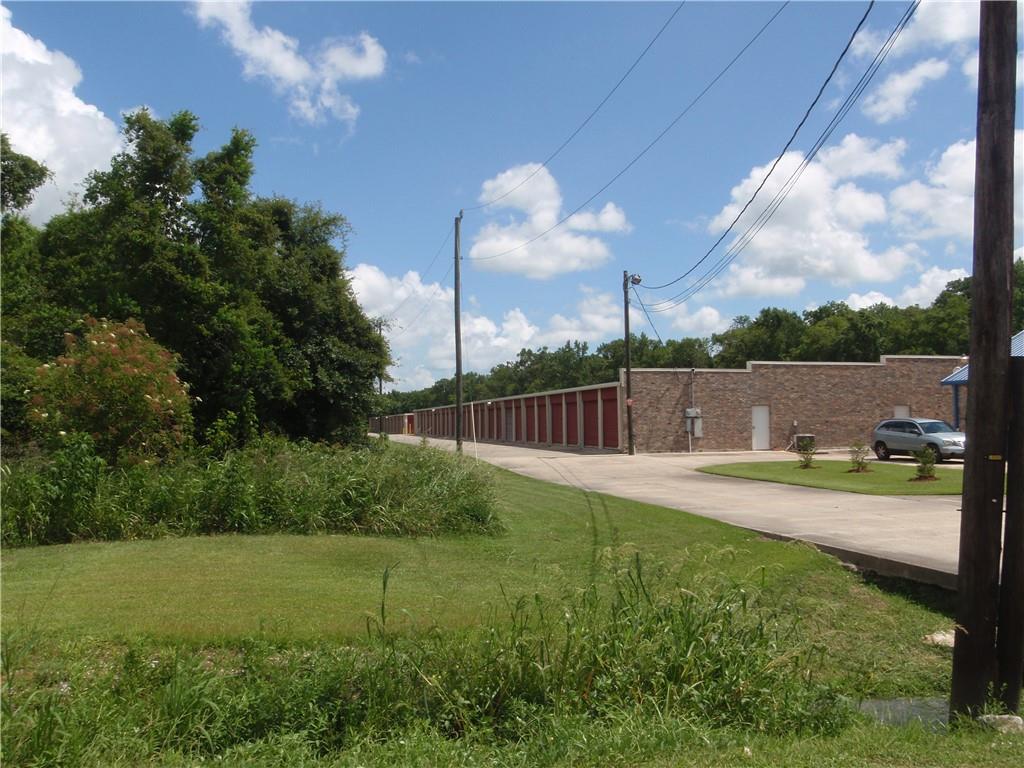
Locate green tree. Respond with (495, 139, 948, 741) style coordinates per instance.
(1, 134, 51, 213)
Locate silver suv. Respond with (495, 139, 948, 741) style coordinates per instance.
(872, 418, 965, 462)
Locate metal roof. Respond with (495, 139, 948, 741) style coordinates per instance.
(941, 329, 1024, 385)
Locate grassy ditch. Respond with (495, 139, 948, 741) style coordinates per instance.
(1, 437, 500, 546)
(1, 559, 854, 766)
(699, 459, 963, 495)
(2, 467, 999, 766)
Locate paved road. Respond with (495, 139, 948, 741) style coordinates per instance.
(390, 435, 962, 588)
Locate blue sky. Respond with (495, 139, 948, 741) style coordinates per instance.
(3, 1, 1022, 390)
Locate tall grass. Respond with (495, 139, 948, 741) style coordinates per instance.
(1, 437, 500, 546)
(1, 558, 852, 766)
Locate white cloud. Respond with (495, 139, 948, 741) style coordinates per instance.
(704, 133, 918, 298)
(567, 202, 633, 233)
(656, 303, 729, 336)
(845, 290, 895, 310)
(191, 1, 385, 127)
(846, 266, 970, 310)
(852, 1, 979, 60)
(468, 164, 631, 279)
(541, 287, 633, 346)
(716, 265, 806, 299)
(817, 134, 906, 179)
(350, 265, 693, 388)
(0, 6, 122, 223)
(898, 266, 968, 306)
(862, 58, 949, 124)
(962, 51, 1024, 89)
(890, 131, 1024, 240)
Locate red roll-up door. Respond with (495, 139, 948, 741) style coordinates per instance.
(601, 387, 619, 449)
(525, 397, 536, 442)
(582, 390, 599, 447)
(550, 397, 563, 444)
(566, 395, 579, 446)
(537, 398, 547, 443)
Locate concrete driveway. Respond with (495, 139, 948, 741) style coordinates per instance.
(390, 435, 961, 588)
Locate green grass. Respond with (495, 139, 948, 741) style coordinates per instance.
(698, 459, 963, 495)
(3, 466, 1001, 766)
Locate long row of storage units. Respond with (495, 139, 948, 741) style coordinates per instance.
(399, 382, 622, 450)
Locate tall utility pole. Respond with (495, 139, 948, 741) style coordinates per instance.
(623, 271, 641, 455)
(454, 210, 464, 453)
(950, 0, 1017, 719)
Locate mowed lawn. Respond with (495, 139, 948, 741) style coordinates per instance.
(699, 459, 964, 495)
(4, 467, 954, 698)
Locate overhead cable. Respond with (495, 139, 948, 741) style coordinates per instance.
(465, 2, 687, 213)
(644, 0, 920, 313)
(467, 1, 790, 262)
(641, 0, 875, 292)
(383, 223, 454, 322)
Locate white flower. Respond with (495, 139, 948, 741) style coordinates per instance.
(195, 396, 202, 403)
(58, 431, 67, 437)
(22, 389, 30, 395)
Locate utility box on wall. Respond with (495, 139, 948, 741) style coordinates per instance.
(684, 407, 703, 438)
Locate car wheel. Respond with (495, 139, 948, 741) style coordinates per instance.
(874, 441, 890, 460)
(928, 444, 943, 463)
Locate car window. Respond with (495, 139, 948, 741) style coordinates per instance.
(900, 421, 921, 434)
(879, 421, 900, 432)
(921, 421, 955, 434)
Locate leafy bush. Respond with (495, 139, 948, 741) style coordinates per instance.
(913, 447, 937, 480)
(27, 317, 193, 463)
(0, 559, 852, 765)
(796, 436, 816, 469)
(0, 340, 40, 447)
(1, 439, 499, 546)
(848, 442, 870, 473)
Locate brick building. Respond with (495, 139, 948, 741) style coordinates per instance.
(375, 354, 963, 453)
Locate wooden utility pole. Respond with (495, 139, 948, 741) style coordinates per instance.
(623, 271, 639, 455)
(454, 211, 464, 453)
(950, 0, 1017, 719)
(998, 357, 1024, 712)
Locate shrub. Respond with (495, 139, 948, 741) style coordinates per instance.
(796, 436, 816, 469)
(848, 442, 870, 473)
(2, 440, 500, 546)
(0, 340, 40, 448)
(27, 317, 193, 463)
(1, 433, 106, 545)
(913, 447, 937, 480)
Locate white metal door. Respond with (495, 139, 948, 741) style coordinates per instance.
(893, 405, 911, 418)
(752, 406, 770, 450)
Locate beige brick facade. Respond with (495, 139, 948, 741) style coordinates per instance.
(628, 356, 964, 452)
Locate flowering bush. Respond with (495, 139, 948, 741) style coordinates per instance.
(28, 317, 193, 462)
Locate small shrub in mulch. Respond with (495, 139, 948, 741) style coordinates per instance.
(847, 443, 871, 474)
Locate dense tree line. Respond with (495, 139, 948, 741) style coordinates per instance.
(1, 113, 388, 446)
(384, 262, 1023, 414)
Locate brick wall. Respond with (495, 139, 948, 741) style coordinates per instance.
(629, 356, 963, 452)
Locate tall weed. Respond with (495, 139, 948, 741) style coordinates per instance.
(2, 438, 499, 546)
(0, 559, 852, 766)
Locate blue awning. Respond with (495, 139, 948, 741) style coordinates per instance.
(941, 329, 1024, 385)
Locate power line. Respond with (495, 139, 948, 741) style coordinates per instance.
(382, 223, 455, 322)
(632, 286, 664, 344)
(392, 260, 455, 338)
(645, 0, 919, 313)
(464, 2, 687, 213)
(641, 0, 875, 292)
(468, 1, 790, 263)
